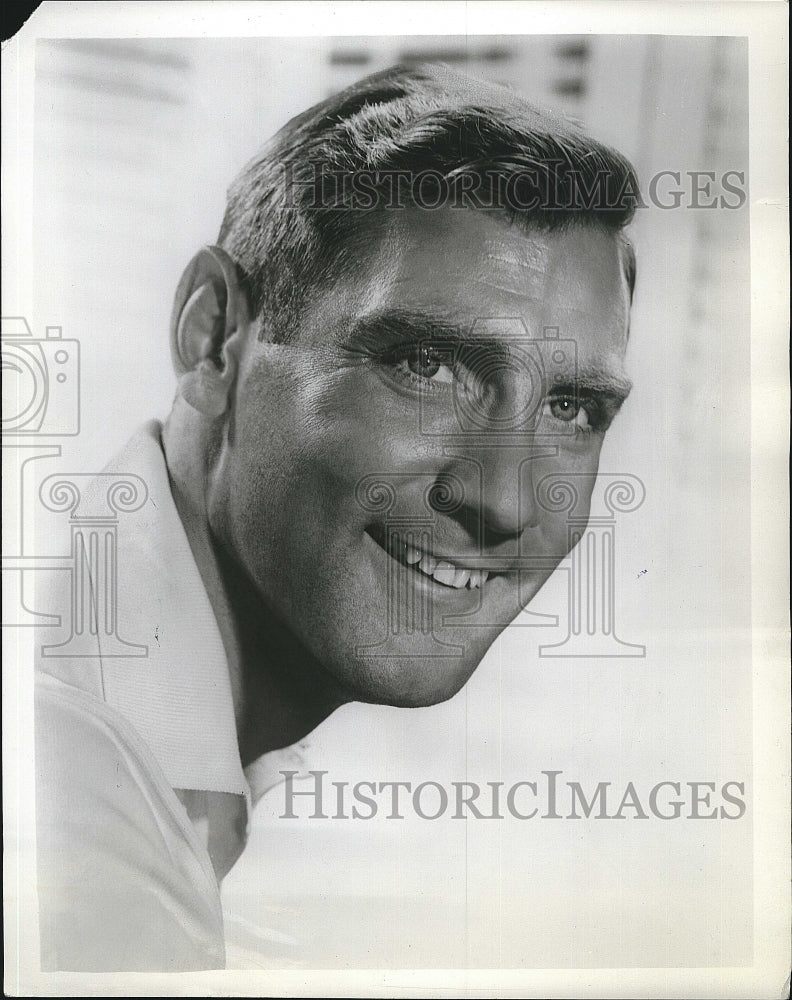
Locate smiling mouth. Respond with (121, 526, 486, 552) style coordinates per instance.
(366, 527, 492, 590)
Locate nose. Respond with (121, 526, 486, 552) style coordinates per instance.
(445, 361, 553, 538)
(445, 441, 555, 539)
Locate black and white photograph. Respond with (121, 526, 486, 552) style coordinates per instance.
(2, 2, 789, 996)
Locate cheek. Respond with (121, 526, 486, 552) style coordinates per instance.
(292, 371, 429, 483)
(220, 375, 399, 561)
(531, 437, 604, 540)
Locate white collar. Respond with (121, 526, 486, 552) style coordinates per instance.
(38, 421, 248, 797)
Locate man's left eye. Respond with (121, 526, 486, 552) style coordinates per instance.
(544, 396, 590, 428)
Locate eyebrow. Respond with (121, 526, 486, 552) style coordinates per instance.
(347, 307, 472, 347)
(346, 307, 633, 401)
(555, 365, 633, 401)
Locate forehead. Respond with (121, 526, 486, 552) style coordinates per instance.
(300, 208, 631, 357)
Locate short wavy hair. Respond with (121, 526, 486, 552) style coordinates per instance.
(218, 62, 639, 341)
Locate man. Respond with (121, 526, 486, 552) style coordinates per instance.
(35, 62, 637, 970)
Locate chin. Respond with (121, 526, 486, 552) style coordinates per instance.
(341, 646, 491, 709)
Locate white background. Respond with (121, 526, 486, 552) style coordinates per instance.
(3, 2, 788, 997)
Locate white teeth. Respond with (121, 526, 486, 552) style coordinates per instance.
(396, 540, 492, 590)
(433, 562, 457, 586)
(418, 553, 438, 575)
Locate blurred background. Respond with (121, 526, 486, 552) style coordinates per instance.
(28, 35, 751, 969)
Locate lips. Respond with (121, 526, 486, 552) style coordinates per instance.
(366, 527, 492, 590)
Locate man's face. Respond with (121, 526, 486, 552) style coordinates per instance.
(210, 208, 632, 706)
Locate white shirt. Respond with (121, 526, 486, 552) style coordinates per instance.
(35, 421, 302, 971)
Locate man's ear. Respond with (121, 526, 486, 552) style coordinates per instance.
(170, 245, 250, 418)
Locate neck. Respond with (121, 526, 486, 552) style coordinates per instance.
(212, 540, 348, 765)
(161, 409, 347, 767)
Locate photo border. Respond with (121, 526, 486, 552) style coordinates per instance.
(3, 2, 788, 997)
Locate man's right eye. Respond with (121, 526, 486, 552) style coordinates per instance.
(389, 345, 455, 387)
(405, 345, 452, 381)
